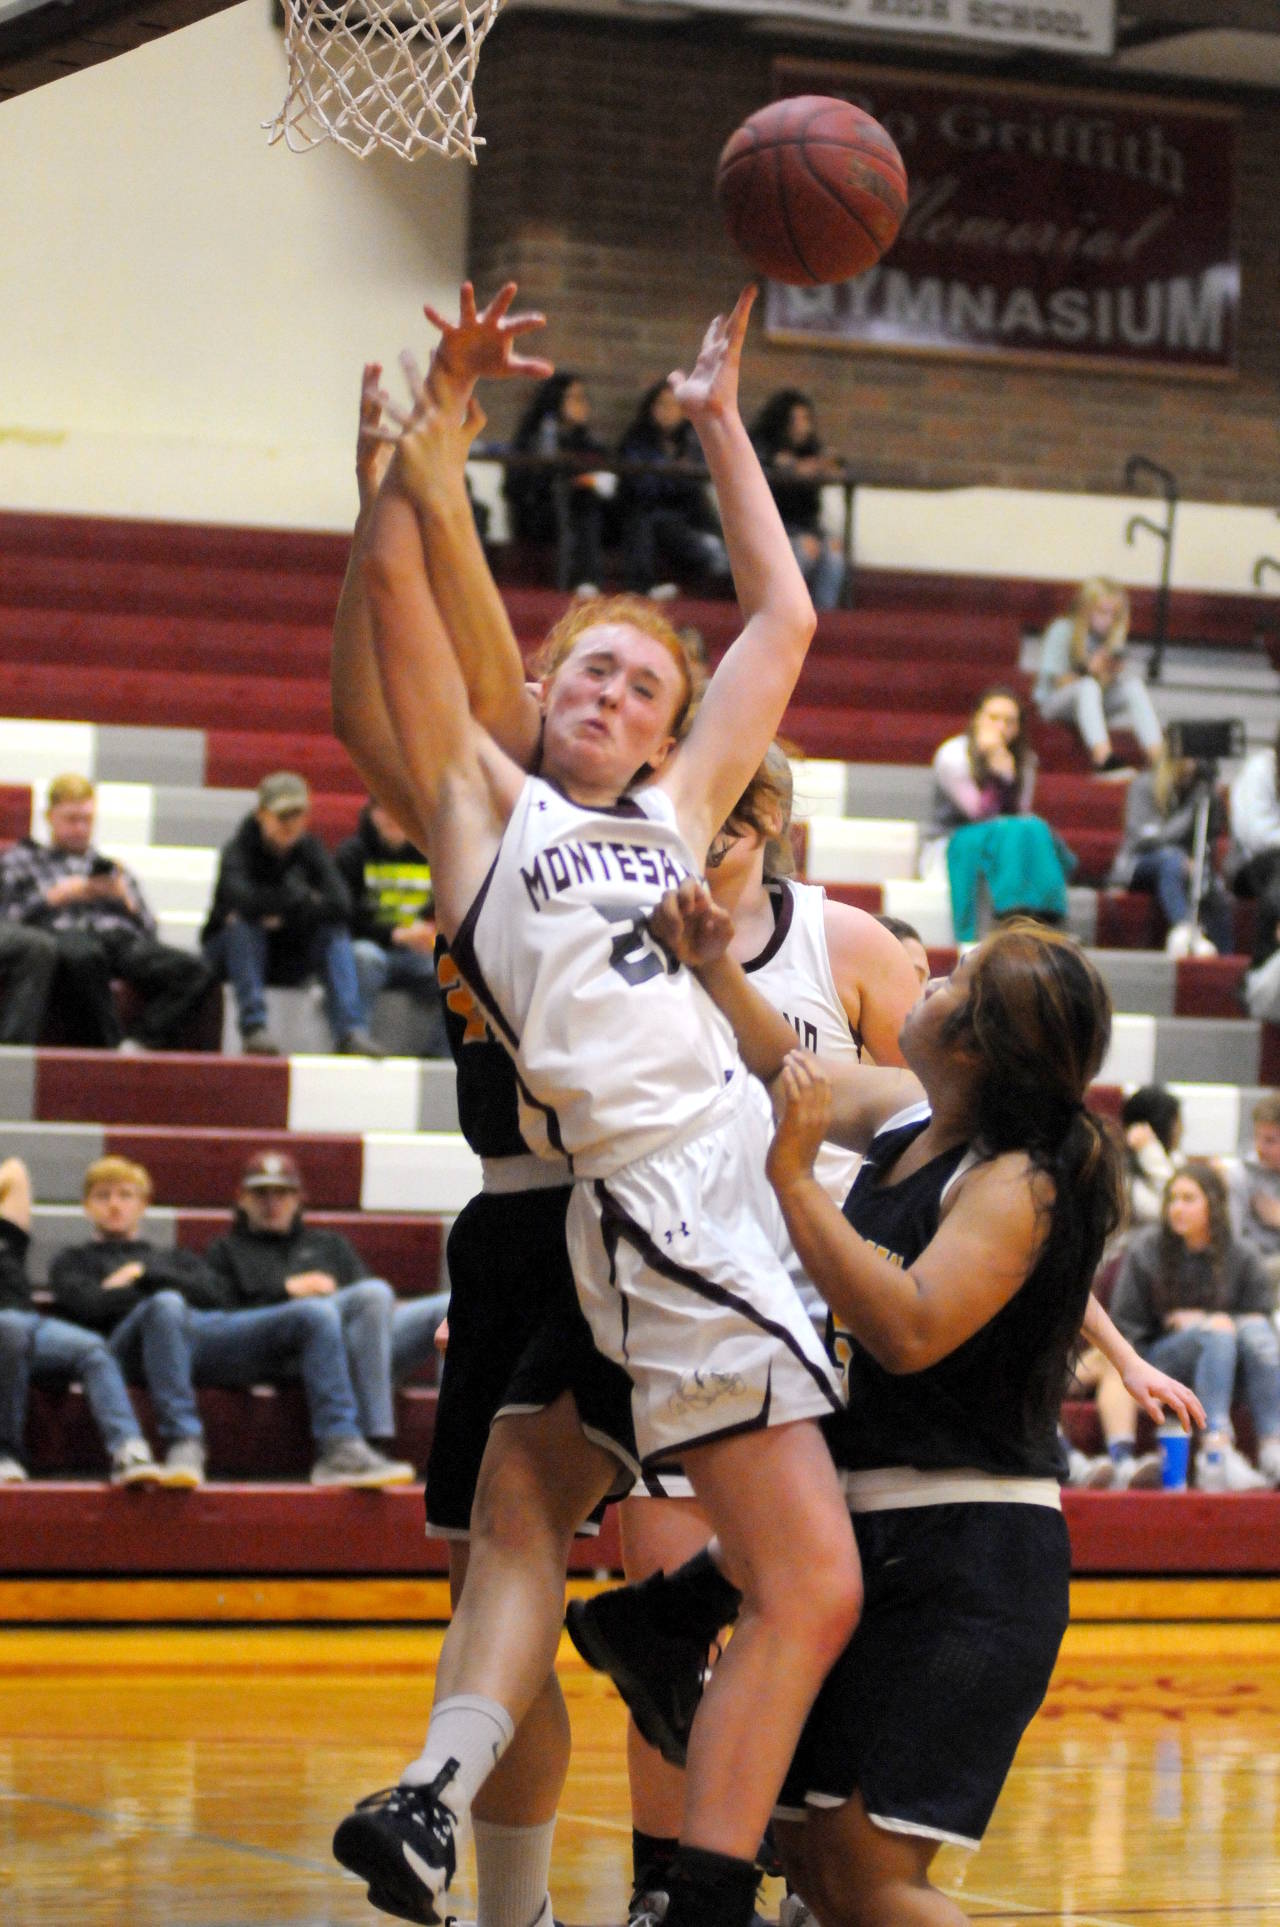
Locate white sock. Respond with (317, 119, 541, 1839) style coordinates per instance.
(401, 1694, 516, 1826)
(474, 1817, 556, 1927)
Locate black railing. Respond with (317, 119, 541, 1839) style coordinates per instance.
(1118, 454, 1179, 689)
(1123, 454, 1179, 686)
(470, 445, 862, 604)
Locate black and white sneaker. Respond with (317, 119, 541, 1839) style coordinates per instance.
(333, 1764, 462, 1924)
(565, 1588, 707, 1769)
(627, 1890, 669, 1926)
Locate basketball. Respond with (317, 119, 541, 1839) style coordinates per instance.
(714, 95, 908, 287)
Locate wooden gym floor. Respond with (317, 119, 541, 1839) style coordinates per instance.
(1, 1591, 1278, 1926)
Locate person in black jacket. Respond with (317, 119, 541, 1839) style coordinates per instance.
(334, 800, 448, 1056)
(617, 379, 729, 597)
(0, 1156, 182, 1484)
(49, 1155, 414, 1487)
(505, 372, 611, 594)
(749, 389, 847, 612)
(201, 771, 382, 1058)
(203, 1149, 446, 1449)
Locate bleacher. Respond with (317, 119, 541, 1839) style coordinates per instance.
(1, 506, 1278, 1584)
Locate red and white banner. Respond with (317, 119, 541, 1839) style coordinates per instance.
(763, 61, 1239, 377)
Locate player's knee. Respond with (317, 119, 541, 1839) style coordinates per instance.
(471, 1446, 570, 1559)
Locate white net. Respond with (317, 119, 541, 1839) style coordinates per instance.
(265, 0, 508, 163)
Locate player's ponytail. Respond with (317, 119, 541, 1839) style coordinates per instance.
(941, 922, 1126, 1436)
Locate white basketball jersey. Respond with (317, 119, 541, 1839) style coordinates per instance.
(451, 775, 740, 1177)
(745, 878, 862, 1210)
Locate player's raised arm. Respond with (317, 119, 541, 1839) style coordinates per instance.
(354, 443, 518, 935)
(392, 283, 553, 769)
(331, 363, 430, 830)
(658, 288, 817, 856)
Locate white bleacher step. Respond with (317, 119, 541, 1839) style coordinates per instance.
(806, 816, 919, 884)
(879, 879, 954, 947)
(0, 719, 206, 789)
(220, 984, 449, 1067)
(102, 840, 218, 914)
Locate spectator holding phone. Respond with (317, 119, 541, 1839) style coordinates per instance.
(0, 774, 212, 1049)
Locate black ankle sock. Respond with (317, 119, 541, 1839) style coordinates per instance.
(641, 1549, 742, 1643)
(632, 1827, 680, 1896)
(663, 1846, 759, 1927)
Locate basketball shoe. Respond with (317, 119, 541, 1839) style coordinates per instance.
(565, 1589, 708, 1768)
(333, 1763, 463, 1923)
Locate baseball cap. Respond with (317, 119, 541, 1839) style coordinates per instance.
(241, 1149, 303, 1191)
(257, 771, 310, 815)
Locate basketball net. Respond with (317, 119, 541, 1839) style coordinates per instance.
(265, 0, 508, 163)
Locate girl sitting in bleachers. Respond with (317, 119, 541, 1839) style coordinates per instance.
(922, 687, 1073, 945)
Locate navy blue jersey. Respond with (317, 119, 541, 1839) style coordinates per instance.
(826, 1108, 1063, 1480)
(436, 934, 530, 1162)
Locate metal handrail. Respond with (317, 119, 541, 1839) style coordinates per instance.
(1123, 454, 1179, 685)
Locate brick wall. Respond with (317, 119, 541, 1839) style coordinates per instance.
(468, 15, 1279, 503)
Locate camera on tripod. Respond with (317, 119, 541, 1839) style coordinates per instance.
(1161, 720, 1243, 959)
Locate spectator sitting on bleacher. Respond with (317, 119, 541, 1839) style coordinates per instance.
(1228, 728, 1280, 979)
(201, 771, 382, 1059)
(615, 379, 729, 598)
(1033, 578, 1164, 773)
(334, 800, 448, 1058)
(1108, 754, 1231, 958)
(0, 1156, 181, 1486)
(1122, 1084, 1183, 1226)
(1227, 1092, 1280, 1290)
(505, 373, 612, 596)
(1110, 1161, 1280, 1490)
(921, 688, 1072, 944)
(203, 1150, 445, 1454)
(0, 773, 213, 1051)
(749, 387, 847, 611)
(48, 1154, 414, 1488)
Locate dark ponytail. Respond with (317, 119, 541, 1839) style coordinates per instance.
(941, 922, 1126, 1435)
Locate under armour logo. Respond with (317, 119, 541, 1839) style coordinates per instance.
(663, 1222, 690, 1244)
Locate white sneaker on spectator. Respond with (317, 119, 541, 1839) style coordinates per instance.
(1193, 1438, 1267, 1492)
(1256, 1436, 1280, 1487)
(1112, 1450, 1163, 1490)
(110, 1438, 170, 1486)
(1067, 1448, 1115, 1489)
(0, 1453, 28, 1483)
(164, 1438, 207, 1487)
(1164, 922, 1217, 959)
(311, 1438, 415, 1487)
(646, 582, 680, 602)
(572, 582, 600, 600)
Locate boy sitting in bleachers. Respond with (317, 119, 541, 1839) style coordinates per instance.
(203, 1149, 445, 1456)
(49, 1155, 414, 1488)
(1227, 1092, 1280, 1290)
(0, 1156, 179, 1485)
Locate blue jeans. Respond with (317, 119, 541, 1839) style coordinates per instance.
(1129, 848, 1233, 951)
(351, 939, 448, 1055)
(0, 1308, 142, 1458)
(332, 1279, 448, 1439)
(789, 532, 845, 612)
(1144, 1317, 1280, 1439)
(203, 919, 364, 1043)
(108, 1290, 362, 1445)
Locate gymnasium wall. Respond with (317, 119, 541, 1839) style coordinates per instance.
(0, 1, 470, 529)
(0, 1, 1275, 596)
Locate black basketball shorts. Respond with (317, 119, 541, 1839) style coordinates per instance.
(424, 1185, 639, 1537)
(777, 1500, 1071, 1847)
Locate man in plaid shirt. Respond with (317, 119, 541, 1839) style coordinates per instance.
(0, 773, 213, 1049)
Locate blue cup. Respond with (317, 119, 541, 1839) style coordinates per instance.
(1158, 1424, 1190, 1491)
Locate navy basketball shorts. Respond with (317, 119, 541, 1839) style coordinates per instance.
(776, 1501, 1071, 1848)
(424, 1185, 639, 1538)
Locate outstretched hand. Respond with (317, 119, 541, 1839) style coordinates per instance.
(422, 281, 555, 400)
(357, 363, 395, 510)
(1119, 1354, 1206, 1433)
(765, 1051, 832, 1196)
(669, 285, 756, 424)
(649, 877, 733, 972)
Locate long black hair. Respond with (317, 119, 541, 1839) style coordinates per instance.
(512, 372, 582, 452)
(749, 388, 821, 460)
(940, 922, 1126, 1434)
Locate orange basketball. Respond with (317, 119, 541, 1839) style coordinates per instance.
(715, 96, 908, 286)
